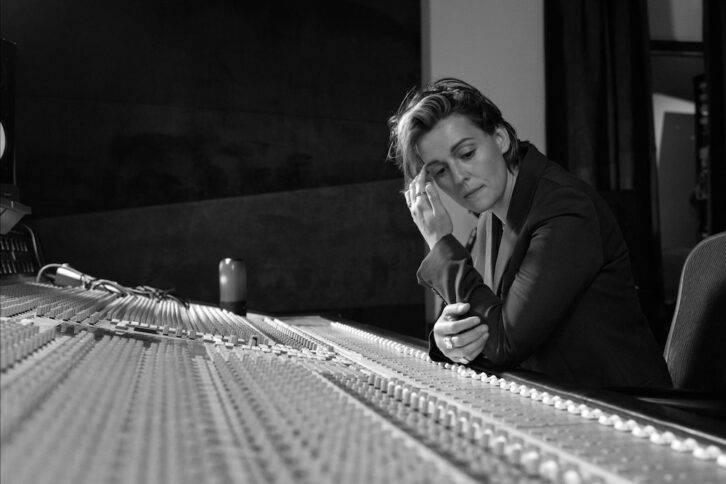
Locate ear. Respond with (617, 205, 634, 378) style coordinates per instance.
(493, 126, 511, 154)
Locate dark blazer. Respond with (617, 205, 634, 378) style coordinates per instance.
(419, 144, 672, 388)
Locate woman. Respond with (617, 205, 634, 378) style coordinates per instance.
(388, 78, 671, 388)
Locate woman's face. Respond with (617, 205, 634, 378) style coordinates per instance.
(417, 114, 511, 213)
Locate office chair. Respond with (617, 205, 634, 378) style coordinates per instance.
(663, 231, 726, 393)
(610, 232, 726, 419)
(623, 232, 726, 420)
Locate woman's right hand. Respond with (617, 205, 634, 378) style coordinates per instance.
(433, 302, 489, 365)
(405, 170, 453, 249)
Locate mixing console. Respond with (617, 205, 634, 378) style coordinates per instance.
(1, 282, 725, 483)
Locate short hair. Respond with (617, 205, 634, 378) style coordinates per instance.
(387, 78, 520, 184)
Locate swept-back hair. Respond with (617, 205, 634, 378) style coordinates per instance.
(387, 78, 520, 184)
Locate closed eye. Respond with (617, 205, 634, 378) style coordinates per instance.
(432, 165, 448, 178)
(460, 149, 476, 160)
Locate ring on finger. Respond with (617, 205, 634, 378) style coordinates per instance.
(443, 337, 453, 350)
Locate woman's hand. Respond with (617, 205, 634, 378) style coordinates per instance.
(433, 302, 489, 365)
(405, 170, 453, 249)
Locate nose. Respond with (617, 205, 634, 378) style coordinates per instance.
(450, 160, 469, 185)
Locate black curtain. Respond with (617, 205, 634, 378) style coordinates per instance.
(544, 0, 666, 344)
(704, 0, 726, 234)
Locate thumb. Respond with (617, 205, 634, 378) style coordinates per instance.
(455, 302, 470, 314)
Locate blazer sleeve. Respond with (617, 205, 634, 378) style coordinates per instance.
(418, 186, 603, 367)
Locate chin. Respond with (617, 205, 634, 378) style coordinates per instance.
(466, 198, 494, 214)
(460, 203, 487, 214)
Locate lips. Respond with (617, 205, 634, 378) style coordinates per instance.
(464, 186, 484, 199)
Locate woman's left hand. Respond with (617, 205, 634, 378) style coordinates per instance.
(405, 170, 453, 249)
(433, 302, 488, 365)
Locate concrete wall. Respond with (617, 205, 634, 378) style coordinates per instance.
(648, 0, 702, 42)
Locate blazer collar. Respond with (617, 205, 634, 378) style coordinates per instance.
(505, 142, 548, 232)
(492, 143, 548, 292)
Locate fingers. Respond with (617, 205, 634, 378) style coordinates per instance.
(433, 301, 490, 364)
(424, 182, 443, 215)
(440, 327, 489, 364)
(406, 170, 430, 209)
(446, 316, 485, 335)
(457, 330, 490, 362)
(413, 168, 426, 194)
(446, 323, 488, 349)
(434, 302, 480, 336)
(439, 322, 488, 353)
(435, 315, 481, 336)
(405, 168, 453, 248)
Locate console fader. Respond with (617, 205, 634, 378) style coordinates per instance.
(1, 282, 725, 483)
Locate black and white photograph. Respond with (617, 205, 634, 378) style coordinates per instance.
(1, 0, 725, 482)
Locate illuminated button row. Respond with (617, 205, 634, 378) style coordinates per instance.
(321, 322, 726, 473)
(213, 347, 474, 483)
(332, 371, 585, 483)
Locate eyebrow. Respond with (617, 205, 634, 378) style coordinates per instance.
(423, 137, 474, 166)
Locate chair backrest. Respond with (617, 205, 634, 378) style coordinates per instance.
(663, 231, 726, 393)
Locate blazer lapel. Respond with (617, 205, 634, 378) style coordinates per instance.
(493, 224, 515, 294)
(492, 143, 549, 294)
(482, 212, 494, 289)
